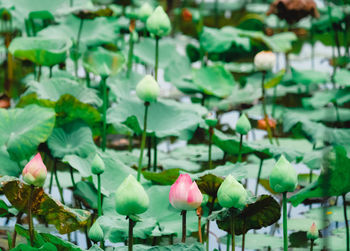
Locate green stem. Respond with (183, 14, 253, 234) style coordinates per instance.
(154, 36, 159, 81)
(137, 102, 150, 181)
(37, 65, 41, 82)
(54, 160, 65, 204)
(85, 70, 90, 88)
(97, 174, 102, 217)
(226, 233, 230, 251)
(261, 71, 273, 145)
(49, 167, 54, 194)
(343, 193, 349, 251)
(74, 18, 84, 77)
(128, 218, 134, 251)
(238, 134, 243, 162)
(11, 212, 23, 248)
(282, 192, 288, 251)
(208, 127, 213, 169)
(231, 215, 235, 251)
(254, 158, 264, 196)
(310, 239, 314, 251)
(181, 210, 187, 243)
(49, 66, 53, 78)
(28, 185, 34, 246)
(214, 0, 219, 27)
(101, 76, 108, 151)
(70, 166, 76, 189)
(153, 136, 157, 172)
(127, 27, 134, 78)
(334, 102, 341, 124)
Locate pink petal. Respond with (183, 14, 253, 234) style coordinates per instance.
(187, 181, 203, 208)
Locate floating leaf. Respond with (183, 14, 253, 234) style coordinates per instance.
(291, 67, 329, 85)
(1, 177, 91, 234)
(0, 105, 55, 161)
(9, 37, 72, 66)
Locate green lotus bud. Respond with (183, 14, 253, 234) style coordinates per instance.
(269, 155, 298, 193)
(115, 175, 149, 216)
(146, 6, 171, 37)
(136, 75, 160, 103)
(217, 175, 247, 209)
(88, 220, 104, 243)
(236, 114, 251, 135)
(205, 113, 218, 127)
(307, 222, 319, 240)
(91, 154, 105, 175)
(139, 2, 153, 22)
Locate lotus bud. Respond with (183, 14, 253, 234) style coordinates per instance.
(254, 51, 276, 72)
(139, 2, 153, 22)
(91, 154, 105, 175)
(115, 175, 149, 216)
(307, 222, 319, 240)
(88, 220, 104, 243)
(236, 114, 251, 135)
(217, 175, 247, 209)
(136, 75, 160, 103)
(146, 6, 171, 37)
(269, 155, 298, 193)
(169, 174, 203, 211)
(22, 153, 47, 187)
(205, 113, 218, 128)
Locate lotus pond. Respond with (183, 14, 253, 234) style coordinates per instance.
(0, 0, 349, 250)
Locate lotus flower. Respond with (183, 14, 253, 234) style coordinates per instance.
(236, 114, 251, 135)
(307, 222, 319, 240)
(88, 220, 104, 243)
(91, 154, 105, 175)
(254, 51, 276, 72)
(217, 175, 247, 209)
(169, 174, 203, 211)
(139, 2, 153, 22)
(257, 117, 277, 130)
(136, 75, 160, 103)
(269, 155, 298, 193)
(22, 153, 47, 187)
(146, 6, 172, 37)
(115, 175, 149, 216)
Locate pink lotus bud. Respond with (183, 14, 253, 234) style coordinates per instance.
(169, 174, 203, 211)
(307, 222, 319, 240)
(22, 153, 47, 187)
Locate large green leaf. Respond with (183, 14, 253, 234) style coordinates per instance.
(133, 38, 179, 68)
(39, 15, 119, 47)
(289, 145, 350, 206)
(98, 215, 157, 242)
(25, 77, 102, 106)
(215, 195, 281, 235)
(0, 105, 55, 161)
(192, 65, 235, 98)
(83, 47, 125, 77)
(334, 69, 350, 87)
(291, 67, 329, 85)
(107, 98, 206, 138)
(47, 121, 96, 159)
(0, 150, 21, 177)
(302, 88, 350, 108)
(304, 205, 350, 223)
(9, 37, 72, 66)
(0, 177, 91, 234)
(114, 243, 204, 251)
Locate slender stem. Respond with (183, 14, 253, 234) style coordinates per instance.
(147, 137, 151, 170)
(214, 0, 219, 27)
(154, 37, 159, 81)
(128, 218, 134, 251)
(208, 127, 213, 169)
(70, 166, 76, 189)
(74, 18, 84, 77)
(12, 212, 23, 248)
(181, 210, 187, 243)
(226, 233, 230, 251)
(28, 185, 34, 246)
(231, 215, 235, 251)
(49, 66, 53, 78)
(334, 102, 341, 124)
(54, 160, 65, 204)
(127, 26, 134, 78)
(310, 239, 314, 251)
(206, 220, 210, 251)
(242, 232, 245, 251)
(343, 193, 349, 251)
(309, 169, 313, 184)
(101, 76, 108, 151)
(137, 102, 150, 181)
(97, 174, 102, 217)
(255, 158, 264, 196)
(197, 207, 203, 243)
(85, 70, 90, 88)
(49, 168, 54, 194)
(282, 192, 288, 251)
(37, 65, 41, 82)
(153, 136, 157, 172)
(238, 134, 243, 162)
(261, 71, 273, 144)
